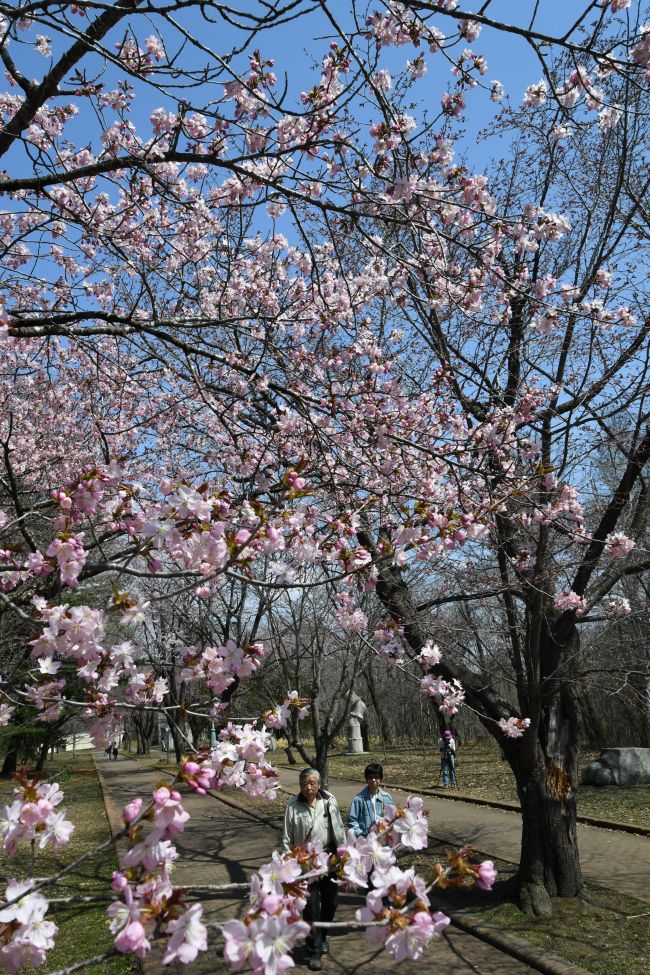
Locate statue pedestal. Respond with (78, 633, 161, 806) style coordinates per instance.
(346, 734, 365, 754)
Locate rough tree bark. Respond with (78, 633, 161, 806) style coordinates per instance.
(362, 666, 393, 746)
(505, 676, 583, 916)
(1, 748, 18, 778)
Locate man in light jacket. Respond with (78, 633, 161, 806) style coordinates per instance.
(348, 762, 393, 837)
(282, 768, 345, 972)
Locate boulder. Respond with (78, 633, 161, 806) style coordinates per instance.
(581, 747, 650, 787)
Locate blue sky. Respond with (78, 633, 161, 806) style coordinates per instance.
(9, 0, 625, 175)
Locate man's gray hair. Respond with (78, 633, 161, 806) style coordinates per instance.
(299, 767, 321, 783)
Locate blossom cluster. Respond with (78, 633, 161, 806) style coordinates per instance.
(224, 794, 496, 971)
(0, 881, 58, 973)
(27, 597, 161, 731)
(108, 785, 208, 964)
(421, 675, 466, 717)
(0, 772, 74, 857)
(262, 690, 310, 730)
(180, 640, 264, 696)
(353, 832, 496, 961)
(223, 795, 457, 972)
(553, 590, 588, 617)
(605, 532, 635, 559)
(606, 596, 631, 618)
(373, 621, 406, 667)
(497, 717, 532, 739)
(211, 723, 279, 798)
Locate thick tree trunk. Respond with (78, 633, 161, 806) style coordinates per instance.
(35, 736, 50, 772)
(366, 540, 584, 913)
(509, 681, 583, 915)
(167, 719, 184, 764)
(315, 737, 330, 790)
(1, 748, 18, 778)
(362, 667, 392, 745)
(515, 760, 582, 914)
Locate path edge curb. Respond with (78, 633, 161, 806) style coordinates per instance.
(441, 905, 595, 975)
(382, 779, 650, 836)
(93, 754, 124, 840)
(92, 756, 145, 975)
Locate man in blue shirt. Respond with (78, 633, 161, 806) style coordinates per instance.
(348, 763, 393, 837)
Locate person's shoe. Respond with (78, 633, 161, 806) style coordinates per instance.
(321, 938, 329, 955)
(307, 956, 322, 971)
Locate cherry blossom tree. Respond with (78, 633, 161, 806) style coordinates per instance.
(1, 0, 650, 969)
(346, 48, 650, 914)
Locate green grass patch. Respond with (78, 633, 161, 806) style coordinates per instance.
(0, 753, 139, 975)
(325, 742, 650, 829)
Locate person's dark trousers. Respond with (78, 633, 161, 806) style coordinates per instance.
(304, 875, 338, 956)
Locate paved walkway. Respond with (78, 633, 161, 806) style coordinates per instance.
(275, 768, 650, 904)
(96, 752, 547, 975)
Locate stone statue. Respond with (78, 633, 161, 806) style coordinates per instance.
(346, 693, 368, 754)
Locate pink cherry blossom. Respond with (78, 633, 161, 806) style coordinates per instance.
(180, 758, 216, 796)
(389, 806, 429, 850)
(114, 920, 151, 958)
(123, 798, 143, 825)
(607, 597, 631, 617)
(553, 590, 588, 616)
(162, 904, 207, 964)
(498, 717, 531, 739)
(419, 642, 442, 670)
(476, 860, 497, 891)
(605, 532, 635, 558)
(0, 880, 58, 972)
(385, 910, 445, 961)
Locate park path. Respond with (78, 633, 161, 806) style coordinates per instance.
(276, 767, 650, 903)
(95, 752, 548, 975)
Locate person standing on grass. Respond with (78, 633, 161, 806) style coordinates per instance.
(437, 730, 456, 787)
(282, 768, 346, 972)
(348, 763, 394, 837)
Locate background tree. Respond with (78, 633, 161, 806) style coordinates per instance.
(262, 585, 366, 786)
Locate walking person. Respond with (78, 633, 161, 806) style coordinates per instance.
(437, 729, 456, 788)
(282, 768, 345, 971)
(348, 763, 393, 837)
(111, 742, 118, 761)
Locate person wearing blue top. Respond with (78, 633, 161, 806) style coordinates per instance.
(348, 763, 393, 837)
(437, 730, 457, 787)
